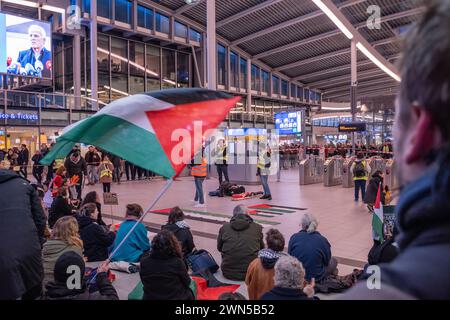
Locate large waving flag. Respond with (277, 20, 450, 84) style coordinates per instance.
(372, 183, 384, 242)
(41, 89, 240, 178)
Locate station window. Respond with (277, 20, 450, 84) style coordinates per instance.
(156, 12, 170, 34)
(177, 53, 189, 88)
(230, 51, 238, 87)
(297, 86, 303, 100)
(316, 92, 321, 103)
(137, 5, 153, 30)
(251, 64, 260, 91)
(146, 45, 161, 91)
(304, 88, 310, 102)
(162, 49, 176, 89)
(239, 57, 247, 89)
(98, 0, 112, 19)
(281, 80, 288, 96)
(290, 84, 296, 98)
(189, 29, 201, 42)
(272, 75, 280, 95)
(261, 70, 270, 93)
(174, 21, 188, 38)
(309, 90, 316, 102)
(217, 44, 226, 86)
(129, 41, 145, 94)
(82, 0, 90, 14)
(115, 0, 132, 24)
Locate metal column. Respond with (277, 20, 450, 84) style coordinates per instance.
(90, 0, 98, 110)
(246, 58, 251, 112)
(206, 0, 216, 90)
(73, 34, 81, 109)
(350, 40, 357, 155)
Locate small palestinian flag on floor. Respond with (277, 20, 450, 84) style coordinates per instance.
(372, 184, 384, 242)
(41, 88, 240, 179)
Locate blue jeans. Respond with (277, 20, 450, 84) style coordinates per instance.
(354, 179, 366, 201)
(259, 174, 271, 196)
(194, 176, 205, 204)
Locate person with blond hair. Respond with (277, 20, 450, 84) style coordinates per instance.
(42, 216, 83, 290)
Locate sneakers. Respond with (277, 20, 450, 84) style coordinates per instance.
(194, 203, 206, 208)
(260, 195, 272, 200)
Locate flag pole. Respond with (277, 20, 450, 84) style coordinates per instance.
(107, 177, 174, 261)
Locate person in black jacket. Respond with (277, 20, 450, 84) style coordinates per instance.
(81, 191, 106, 226)
(140, 230, 194, 300)
(162, 207, 195, 259)
(78, 203, 116, 262)
(48, 187, 73, 228)
(31, 150, 44, 184)
(84, 146, 101, 185)
(18, 144, 30, 178)
(260, 255, 316, 300)
(0, 169, 46, 300)
(364, 170, 385, 212)
(44, 251, 118, 300)
(64, 151, 87, 200)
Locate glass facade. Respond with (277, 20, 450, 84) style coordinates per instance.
(115, 0, 132, 24)
(304, 88, 310, 102)
(98, 0, 112, 19)
(251, 64, 260, 91)
(262, 70, 270, 93)
(137, 5, 154, 29)
(239, 57, 247, 89)
(272, 75, 280, 95)
(175, 22, 188, 39)
(189, 29, 201, 43)
(156, 12, 170, 34)
(162, 49, 176, 89)
(281, 80, 288, 96)
(129, 42, 145, 94)
(217, 44, 226, 86)
(290, 84, 296, 98)
(297, 86, 303, 100)
(146, 45, 161, 91)
(230, 51, 238, 87)
(177, 53, 189, 88)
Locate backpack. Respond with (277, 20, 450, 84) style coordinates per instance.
(353, 161, 366, 178)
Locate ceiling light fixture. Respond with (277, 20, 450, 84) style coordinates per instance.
(312, 0, 353, 39)
(356, 42, 401, 82)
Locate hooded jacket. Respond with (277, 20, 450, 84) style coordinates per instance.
(162, 221, 195, 258)
(217, 214, 264, 281)
(341, 150, 450, 299)
(78, 215, 115, 262)
(0, 169, 46, 299)
(64, 154, 87, 178)
(42, 239, 83, 290)
(245, 249, 284, 300)
(364, 171, 385, 205)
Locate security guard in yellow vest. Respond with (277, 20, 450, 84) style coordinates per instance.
(191, 151, 207, 208)
(215, 139, 229, 187)
(351, 152, 369, 202)
(257, 144, 272, 200)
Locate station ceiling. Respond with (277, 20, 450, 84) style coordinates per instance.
(154, 0, 423, 104)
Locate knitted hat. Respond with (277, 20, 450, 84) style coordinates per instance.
(53, 251, 85, 283)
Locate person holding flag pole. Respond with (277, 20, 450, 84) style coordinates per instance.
(372, 184, 384, 246)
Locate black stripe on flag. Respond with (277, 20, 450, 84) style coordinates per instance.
(145, 88, 234, 105)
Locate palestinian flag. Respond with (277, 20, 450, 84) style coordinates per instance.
(372, 183, 384, 242)
(41, 89, 240, 178)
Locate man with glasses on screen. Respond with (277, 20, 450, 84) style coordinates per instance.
(15, 24, 51, 78)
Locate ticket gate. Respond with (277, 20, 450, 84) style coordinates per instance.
(342, 157, 356, 188)
(384, 159, 397, 190)
(324, 156, 344, 187)
(369, 156, 386, 175)
(299, 156, 324, 185)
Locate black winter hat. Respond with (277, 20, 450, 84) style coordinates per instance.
(54, 251, 85, 283)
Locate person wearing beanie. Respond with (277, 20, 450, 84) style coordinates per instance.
(110, 204, 150, 263)
(44, 251, 118, 300)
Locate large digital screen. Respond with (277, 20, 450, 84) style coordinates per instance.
(275, 111, 302, 135)
(0, 12, 52, 78)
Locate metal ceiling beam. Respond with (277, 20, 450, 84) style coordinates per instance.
(310, 68, 386, 88)
(325, 85, 398, 100)
(323, 78, 398, 95)
(254, 7, 420, 60)
(175, 0, 205, 15)
(275, 37, 394, 72)
(216, 0, 285, 29)
(293, 54, 399, 81)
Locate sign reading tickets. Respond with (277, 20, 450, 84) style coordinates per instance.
(338, 122, 366, 132)
(0, 112, 39, 120)
(103, 192, 119, 205)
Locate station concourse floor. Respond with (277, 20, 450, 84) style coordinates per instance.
(82, 168, 374, 300)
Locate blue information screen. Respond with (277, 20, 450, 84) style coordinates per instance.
(274, 111, 302, 135)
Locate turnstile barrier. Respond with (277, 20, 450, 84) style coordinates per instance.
(324, 156, 344, 187)
(299, 156, 324, 185)
(369, 156, 386, 175)
(342, 157, 355, 188)
(384, 159, 397, 190)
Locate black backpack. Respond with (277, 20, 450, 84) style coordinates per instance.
(353, 161, 366, 178)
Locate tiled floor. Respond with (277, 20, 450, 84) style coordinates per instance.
(83, 168, 374, 299)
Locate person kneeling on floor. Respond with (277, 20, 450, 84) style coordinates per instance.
(44, 251, 118, 300)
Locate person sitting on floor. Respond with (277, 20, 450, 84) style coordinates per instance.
(48, 187, 73, 229)
(162, 206, 195, 260)
(44, 251, 118, 300)
(78, 203, 116, 262)
(245, 228, 286, 300)
(260, 255, 316, 300)
(288, 213, 338, 283)
(217, 205, 264, 281)
(110, 204, 150, 264)
(42, 216, 84, 291)
(139, 230, 194, 300)
(81, 191, 106, 226)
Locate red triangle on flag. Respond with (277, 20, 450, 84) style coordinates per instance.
(374, 183, 382, 210)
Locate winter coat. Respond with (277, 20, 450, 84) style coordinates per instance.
(139, 251, 194, 300)
(364, 172, 385, 205)
(0, 169, 46, 299)
(110, 220, 150, 263)
(98, 161, 114, 184)
(162, 222, 195, 258)
(84, 151, 101, 166)
(260, 287, 315, 300)
(288, 230, 332, 281)
(32, 154, 44, 174)
(341, 151, 450, 299)
(48, 196, 73, 228)
(64, 156, 87, 178)
(44, 272, 118, 300)
(18, 148, 29, 165)
(367, 238, 398, 265)
(245, 249, 283, 300)
(42, 239, 83, 290)
(78, 215, 116, 262)
(217, 214, 264, 281)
